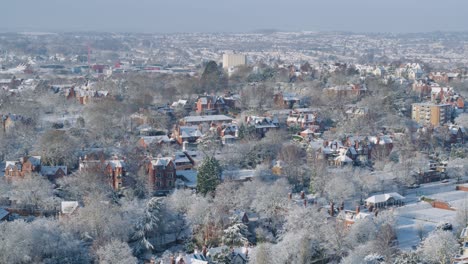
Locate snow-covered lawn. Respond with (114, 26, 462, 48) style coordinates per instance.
(395, 197, 459, 250)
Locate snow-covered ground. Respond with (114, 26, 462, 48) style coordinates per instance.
(394, 183, 468, 250)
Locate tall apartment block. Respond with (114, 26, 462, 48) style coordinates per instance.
(222, 53, 246, 69)
(412, 103, 451, 126)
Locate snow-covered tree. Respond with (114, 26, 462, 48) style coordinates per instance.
(96, 240, 138, 264)
(222, 222, 250, 247)
(393, 251, 422, 264)
(8, 173, 59, 213)
(323, 171, 356, 203)
(65, 197, 129, 248)
(131, 197, 164, 256)
(249, 243, 273, 264)
(0, 218, 90, 264)
(418, 230, 459, 264)
(251, 178, 290, 226)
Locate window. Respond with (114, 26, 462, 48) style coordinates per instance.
(168, 181, 172, 187)
(167, 172, 173, 179)
(156, 182, 161, 187)
(157, 173, 162, 178)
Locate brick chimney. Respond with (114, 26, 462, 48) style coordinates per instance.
(202, 245, 207, 257)
(300, 191, 305, 199)
(288, 193, 292, 200)
(330, 202, 335, 216)
(170, 255, 175, 264)
(303, 199, 307, 207)
(374, 209, 379, 217)
(356, 205, 360, 214)
(340, 201, 344, 211)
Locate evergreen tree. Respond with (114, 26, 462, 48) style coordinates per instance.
(200, 60, 226, 92)
(222, 222, 250, 247)
(197, 156, 222, 196)
(131, 197, 163, 256)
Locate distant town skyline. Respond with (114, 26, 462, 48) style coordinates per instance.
(2, 0, 468, 33)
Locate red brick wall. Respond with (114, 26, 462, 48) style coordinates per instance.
(430, 201, 455, 211)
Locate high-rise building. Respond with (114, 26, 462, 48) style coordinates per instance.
(411, 103, 451, 126)
(222, 53, 246, 69)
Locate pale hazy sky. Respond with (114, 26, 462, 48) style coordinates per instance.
(2, 0, 467, 33)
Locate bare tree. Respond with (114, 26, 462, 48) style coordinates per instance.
(96, 240, 137, 264)
(8, 173, 59, 213)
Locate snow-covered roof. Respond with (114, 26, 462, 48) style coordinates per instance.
(0, 208, 9, 220)
(301, 128, 314, 134)
(180, 126, 203, 138)
(334, 155, 353, 163)
(29, 156, 42, 166)
(140, 135, 171, 145)
(61, 201, 79, 215)
(183, 115, 232, 123)
(106, 160, 125, 169)
(40, 166, 67, 176)
(176, 170, 198, 188)
(366, 192, 405, 204)
(151, 157, 173, 168)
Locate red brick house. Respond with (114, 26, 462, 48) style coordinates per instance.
(105, 159, 125, 190)
(147, 157, 176, 193)
(79, 155, 126, 190)
(195, 95, 226, 114)
(324, 84, 367, 97)
(137, 135, 172, 149)
(4, 156, 42, 180)
(412, 80, 430, 96)
(273, 92, 301, 109)
(173, 126, 203, 145)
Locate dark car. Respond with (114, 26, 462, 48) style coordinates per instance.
(436, 223, 453, 231)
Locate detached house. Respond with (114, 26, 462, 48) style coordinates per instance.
(195, 95, 226, 114)
(137, 135, 172, 149)
(40, 166, 67, 181)
(286, 108, 321, 129)
(105, 159, 125, 190)
(273, 92, 301, 109)
(245, 116, 279, 137)
(4, 156, 42, 179)
(79, 155, 126, 190)
(5, 156, 67, 181)
(173, 125, 203, 145)
(324, 83, 367, 97)
(146, 157, 176, 194)
(1, 114, 29, 132)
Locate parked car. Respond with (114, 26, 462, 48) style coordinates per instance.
(407, 183, 421, 189)
(436, 222, 453, 231)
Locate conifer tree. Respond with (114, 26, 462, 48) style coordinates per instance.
(197, 156, 222, 196)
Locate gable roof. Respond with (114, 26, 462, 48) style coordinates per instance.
(61, 201, 79, 215)
(106, 160, 125, 169)
(41, 166, 67, 176)
(180, 126, 203, 138)
(366, 192, 405, 204)
(151, 157, 173, 168)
